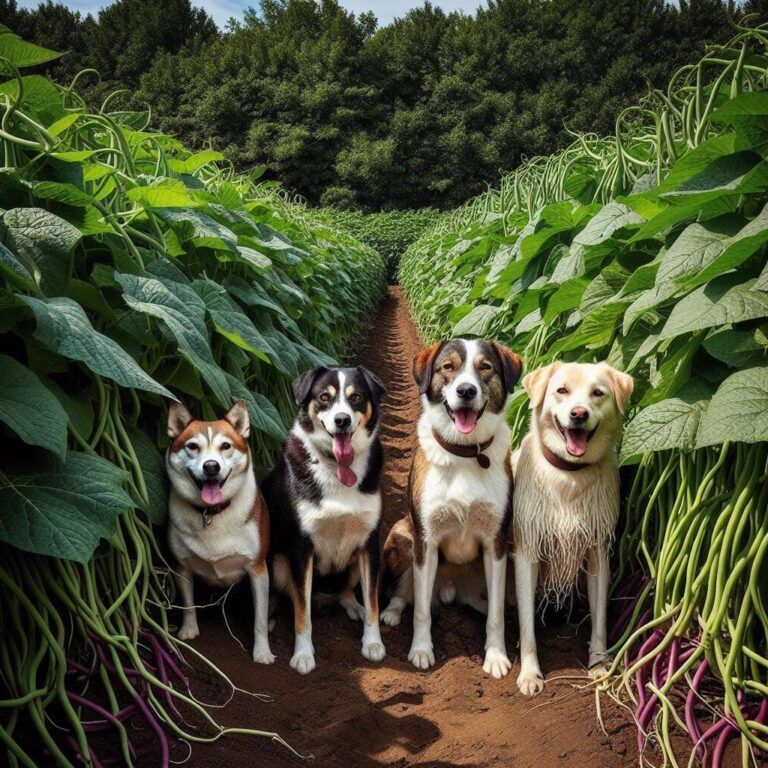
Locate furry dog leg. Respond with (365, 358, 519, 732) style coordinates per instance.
(514, 551, 543, 695)
(289, 551, 315, 674)
(586, 545, 610, 677)
(249, 562, 275, 664)
(175, 563, 199, 641)
(482, 545, 511, 679)
(408, 543, 438, 669)
(358, 537, 386, 662)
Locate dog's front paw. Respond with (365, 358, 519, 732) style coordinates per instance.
(253, 644, 276, 665)
(439, 580, 456, 604)
(340, 595, 366, 622)
(362, 640, 386, 662)
(177, 623, 200, 641)
(588, 659, 611, 681)
(290, 650, 316, 675)
(380, 606, 402, 627)
(517, 669, 545, 696)
(408, 642, 435, 670)
(483, 648, 512, 679)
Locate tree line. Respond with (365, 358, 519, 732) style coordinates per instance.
(2, 0, 766, 210)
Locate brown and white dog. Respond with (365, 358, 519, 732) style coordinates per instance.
(382, 339, 522, 678)
(166, 400, 274, 664)
(263, 366, 387, 674)
(511, 361, 633, 696)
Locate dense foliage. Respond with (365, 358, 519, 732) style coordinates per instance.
(0, 26, 384, 765)
(3, 0, 765, 210)
(315, 208, 443, 278)
(400, 22, 768, 766)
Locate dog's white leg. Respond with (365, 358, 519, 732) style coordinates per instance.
(358, 550, 386, 662)
(175, 563, 199, 641)
(381, 568, 412, 627)
(482, 545, 511, 679)
(290, 554, 316, 674)
(586, 545, 611, 678)
(408, 543, 438, 670)
(514, 551, 544, 695)
(249, 563, 275, 664)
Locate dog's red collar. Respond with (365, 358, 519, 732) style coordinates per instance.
(192, 499, 232, 526)
(541, 442, 591, 472)
(432, 429, 494, 469)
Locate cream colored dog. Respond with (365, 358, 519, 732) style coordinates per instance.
(511, 361, 633, 696)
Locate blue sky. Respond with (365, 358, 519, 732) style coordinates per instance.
(15, 1, 488, 28)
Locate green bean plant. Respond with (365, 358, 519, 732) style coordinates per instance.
(314, 208, 443, 281)
(400, 20, 768, 768)
(0, 25, 385, 767)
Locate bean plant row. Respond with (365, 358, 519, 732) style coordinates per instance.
(400, 20, 768, 768)
(0, 26, 385, 767)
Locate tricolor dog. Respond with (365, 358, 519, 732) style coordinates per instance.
(381, 339, 522, 678)
(512, 361, 633, 696)
(166, 400, 274, 664)
(264, 366, 388, 674)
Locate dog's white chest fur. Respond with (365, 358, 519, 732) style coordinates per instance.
(168, 484, 263, 588)
(418, 418, 510, 563)
(298, 457, 381, 575)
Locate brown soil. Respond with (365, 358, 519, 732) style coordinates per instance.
(183, 286, 637, 768)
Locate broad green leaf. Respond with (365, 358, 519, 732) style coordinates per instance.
(126, 180, 203, 209)
(0, 241, 34, 289)
(453, 304, 501, 336)
(0, 355, 68, 459)
(0, 28, 60, 67)
(2, 208, 81, 295)
(696, 367, 768, 447)
(225, 375, 286, 443)
(712, 92, 768, 124)
(168, 150, 225, 174)
(572, 202, 644, 246)
(551, 302, 627, 353)
(126, 427, 167, 524)
(0, 75, 65, 124)
(193, 278, 274, 363)
(704, 328, 767, 368)
(655, 220, 734, 287)
(33, 181, 93, 207)
(154, 207, 237, 250)
(660, 275, 768, 340)
(542, 278, 589, 323)
(621, 381, 712, 464)
(0, 452, 133, 561)
(18, 295, 174, 398)
(115, 273, 230, 404)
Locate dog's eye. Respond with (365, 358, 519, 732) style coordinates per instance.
(348, 393, 362, 405)
(441, 362, 453, 372)
(186, 442, 199, 452)
(479, 362, 493, 372)
(556, 387, 568, 395)
(221, 441, 232, 450)
(318, 392, 331, 404)
(592, 388, 605, 398)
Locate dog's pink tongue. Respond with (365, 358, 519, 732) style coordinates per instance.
(336, 466, 358, 487)
(454, 407, 478, 434)
(333, 433, 354, 466)
(201, 481, 223, 506)
(565, 429, 588, 457)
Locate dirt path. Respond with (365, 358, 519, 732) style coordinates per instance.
(184, 287, 636, 768)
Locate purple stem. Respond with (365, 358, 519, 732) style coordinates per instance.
(686, 659, 709, 762)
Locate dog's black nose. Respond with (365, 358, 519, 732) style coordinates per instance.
(570, 407, 589, 424)
(334, 413, 352, 430)
(203, 460, 220, 476)
(456, 383, 477, 401)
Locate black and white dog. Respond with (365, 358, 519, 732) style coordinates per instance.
(264, 365, 388, 674)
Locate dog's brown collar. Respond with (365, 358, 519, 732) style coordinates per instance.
(541, 442, 591, 472)
(432, 429, 494, 469)
(192, 499, 232, 526)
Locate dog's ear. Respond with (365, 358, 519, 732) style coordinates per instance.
(359, 366, 387, 404)
(224, 399, 250, 438)
(522, 362, 561, 409)
(489, 341, 523, 394)
(292, 366, 328, 406)
(599, 363, 634, 416)
(167, 402, 193, 438)
(413, 342, 443, 395)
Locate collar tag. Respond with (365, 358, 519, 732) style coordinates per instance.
(203, 509, 213, 526)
